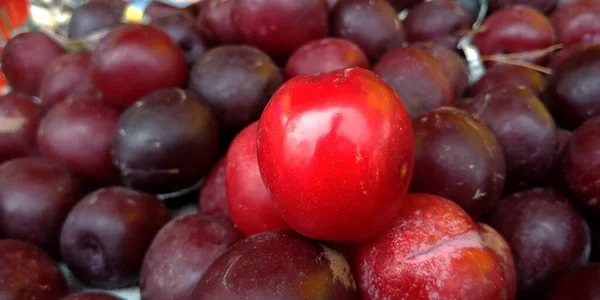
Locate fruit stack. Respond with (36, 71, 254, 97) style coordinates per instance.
(0, 0, 600, 299)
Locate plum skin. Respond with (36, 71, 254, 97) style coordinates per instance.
(257, 68, 414, 243)
(198, 157, 229, 216)
(0, 92, 41, 163)
(140, 213, 243, 300)
(60, 186, 172, 289)
(545, 263, 600, 299)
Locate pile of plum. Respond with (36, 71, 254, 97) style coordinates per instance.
(0, 0, 600, 299)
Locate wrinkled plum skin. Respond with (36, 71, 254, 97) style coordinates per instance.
(0, 92, 41, 163)
(199, 157, 229, 216)
(63, 292, 123, 300)
(353, 194, 516, 300)
(150, 13, 215, 65)
(0, 240, 68, 300)
(487, 188, 591, 296)
(404, 0, 473, 49)
(373, 47, 455, 119)
(462, 85, 559, 185)
(140, 213, 243, 300)
(199, 0, 238, 44)
(68, 0, 125, 39)
(113, 88, 219, 194)
(38, 95, 121, 185)
(1, 32, 66, 97)
(39, 52, 97, 113)
(545, 45, 600, 129)
(91, 24, 188, 108)
(413, 43, 469, 97)
(226, 122, 290, 236)
(562, 116, 600, 216)
(550, 3, 600, 46)
(331, 0, 405, 62)
(490, 0, 557, 13)
(473, 6, 556, 61)
(469, 64, 546, 96)
(284, 38, 369, 79)
(232, 0, 328, 59)
(0, 157, 84, 256)
(188, 45, 283, 143)
(257, 68, 414, 243)
(410, 107, 506, 219)
(60, 186, 171, 289)
(189, 231, 360, 300)
(545, 263, 600, 299)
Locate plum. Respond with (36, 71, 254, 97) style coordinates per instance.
(403, 0, 473, 49)
(545, 44, 600, 129)
(331, 0, 406, 62)
(199, 0, 238, 44)
(60, 186, 171, 289)
(257, 68, 414, 242)
(0, 92, 41, 163)
(143, 1, 191, 21)
(231, 0, 328, 60)
(91, 24, 188, 108)
(470, 64, 546, 96)
(487, 188, 590, 296)
(353, 194, 516, 300)
(113, 88, 219, 194)
(461, 85, 559, 185)
(1, 32, 66, 97)
(189, 231, 360, 299)
(413, 43, 470, 97)
(562, 115, 600, 216)
(477, 223, 518, 299)
(545, 263, 600, 299)
(0, 157, 84, 255)
(38, 94, 121, 185)
(226, 122, 289, 236)
(149, 13, 214, 65)
(550, 3, 600, 46)
(198, 157, 229, 216)
(410, 107, 506, 219)
(140, 213, 243, 300)
(372, 46, 455, 119)
(39, 52, 97, 113)
(188, 45, 282, 144)
(0, 240, 68, 300)
(64, 293, 123, 300)
(473, 6, 556, 63)
(68, 0, 125, 39)
(284, 38, 369, 79)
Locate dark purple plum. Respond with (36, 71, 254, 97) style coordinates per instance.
(410, 107, 506, 219)
(60, 186, 171, 289)
(562, 115, 600, 216)
(331, 0, 406, 62)
(487, 188, 590, 296)
(188, 45, 282, 143)
(91, 24, 188, 108)
(140, 213, 243, 300)
(64, 292, 123, 300)
(0, 92, 41, 163)
(545, 44, 600, 129)
(189, 231, 360, 300)
(461, 85, 559, 185)
(0, 240, 68, 300)
(150, 13, 215, 65)
(198, 157, 229, 216)
(550, 3, 600, 46)
(39, 52, 97, 113)
(68, 0, 125, 39)
(404, 0, 473, 49)
(199, 0, 238, 44)
(372, 46, 454, 118)
(113, 88, 219, 194)
(470, 64, 546, 96)
(1, 32, 66, 97)
(231, 0, 328, 60)
(545, 263, 600, 299)
(0, 157, 84, 255)
(413, 43, 469, 97)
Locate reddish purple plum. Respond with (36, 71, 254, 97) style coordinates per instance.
(0, 92, 41, 163)
(198, 157, 229, 216)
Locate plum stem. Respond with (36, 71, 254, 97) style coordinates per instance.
(479, 56, 553, 74)
(486, 44, 564, 60)
(455, 26, 487, 37)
